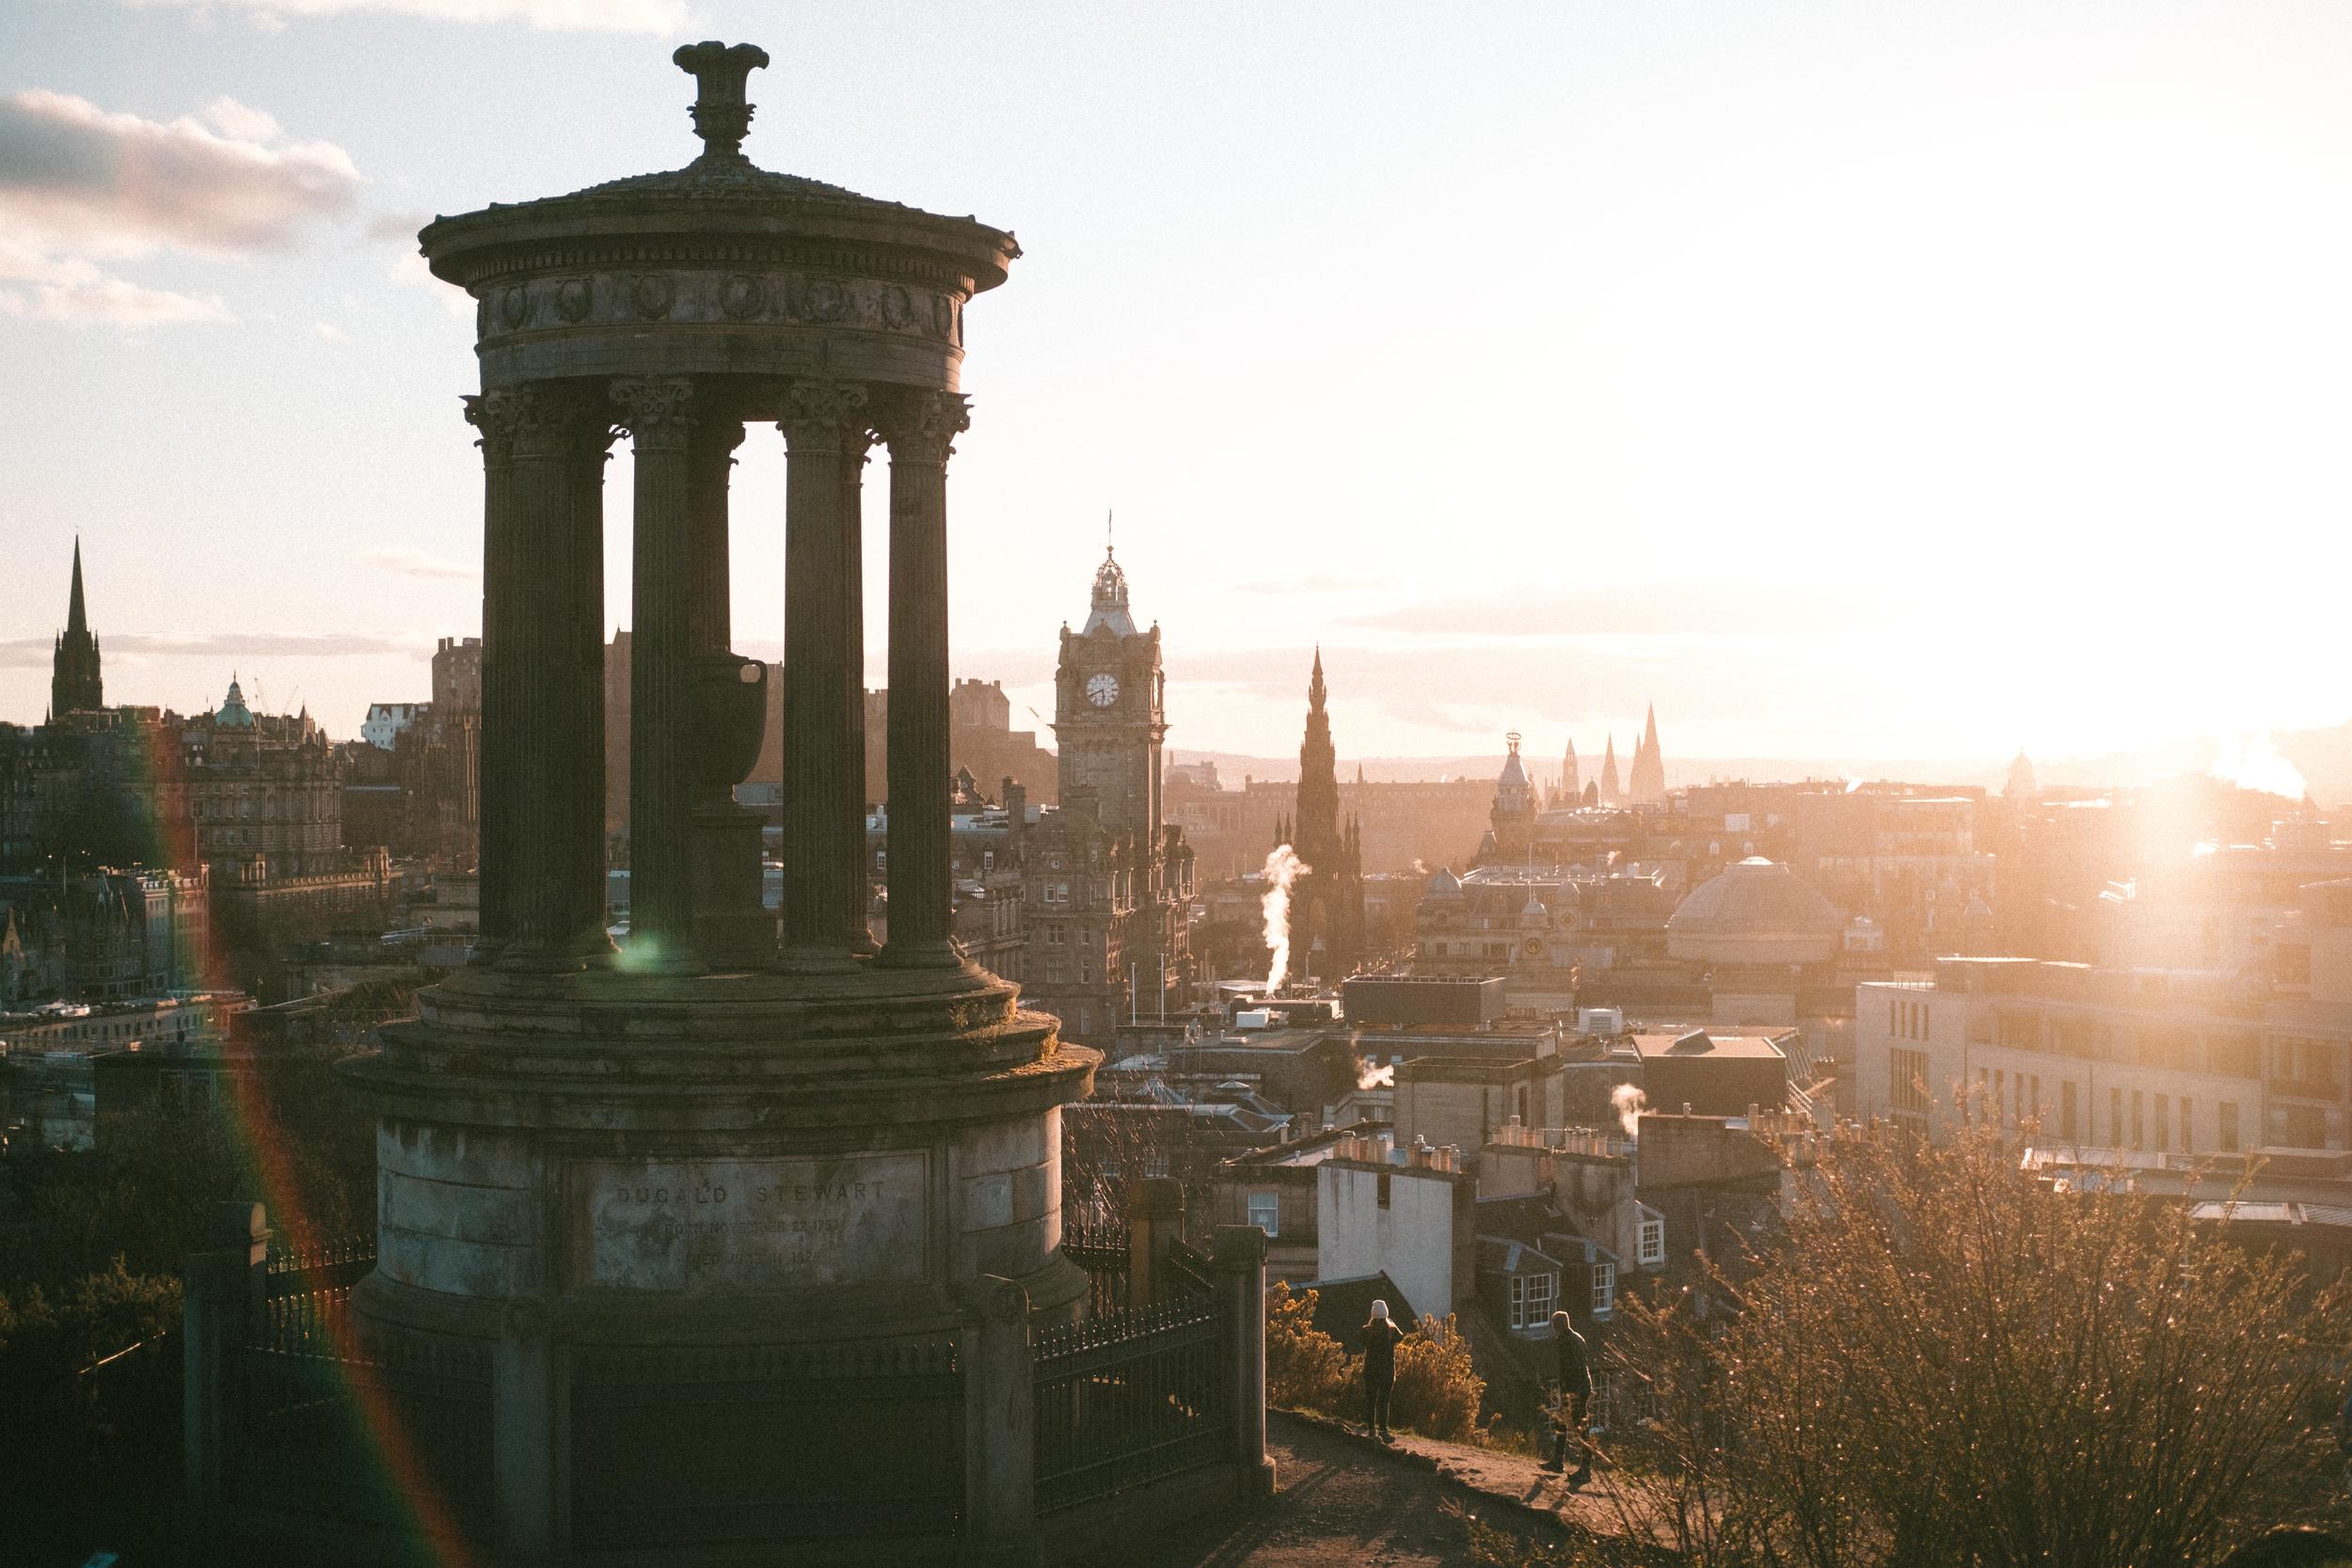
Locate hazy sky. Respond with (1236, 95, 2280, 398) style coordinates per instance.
(4, 0, 2349, 771)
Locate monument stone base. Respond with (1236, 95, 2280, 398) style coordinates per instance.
(342, 961, 1092, 1562)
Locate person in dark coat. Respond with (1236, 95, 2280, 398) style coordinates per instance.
(1361, 1299, 1405, 1442)
(1544, 1309, 1594, 1485)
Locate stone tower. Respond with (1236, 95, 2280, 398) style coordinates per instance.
(1599, 734, 1623, 807)
(1490, 731, 1535, 860)
(1053, 544, 1166, 838)
(1028, 542, 1194, 1040)
(1286, 650, 1364, 981)
(50, 539, 103, 719)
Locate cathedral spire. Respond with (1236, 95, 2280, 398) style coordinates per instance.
(1307, 645, 1327, 712)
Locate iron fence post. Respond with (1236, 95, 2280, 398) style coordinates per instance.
(1212, 1224, 1275, 1500)
(183, 1200, 269, 1517)
(961, 1274, 1039, 1565)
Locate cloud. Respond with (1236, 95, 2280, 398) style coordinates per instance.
(200, 96, 280, 144)
(1343, 581, 1903, 639)
(361, 546, 474, 580)
(0, 88, 359, 255)
(0, 242, 230, 325)
(0, 630, 416, 669)
(0, 87, 359, 331)
(122, 0, 689, 30)
(313, 320, 345, 340)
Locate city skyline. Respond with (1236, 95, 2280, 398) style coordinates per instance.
(7, 1, 2352, 767)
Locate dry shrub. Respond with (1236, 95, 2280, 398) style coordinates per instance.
(1391, 1312, 1485, 1441)
(1600, 1124, 2352, 1568)
(1265, 1282, 1353, 1412)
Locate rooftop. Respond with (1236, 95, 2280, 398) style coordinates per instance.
(1631, 1029, 1789, 1062)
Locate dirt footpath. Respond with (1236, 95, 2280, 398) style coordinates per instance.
(1107, 1414, 1582, 1568)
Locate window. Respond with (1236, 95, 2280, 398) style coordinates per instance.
(1247, 1191, 1279, 1238)
(2219, 1101, 2241, 1153)
(1509, 1270, 1558, 1330)
(2153, 1094, 2169, 1153)
(1889, 1048, 1930, 1116)
(1637, 1215, 1665, 1267)
(2110, 1087, 2124, 1146)
(1591, 1261, 1615, 1317)
(2131, 1090, 2145, 1150)
(2060, 1080, 2078, 1142)
(2181, 1097, 2193, 1154)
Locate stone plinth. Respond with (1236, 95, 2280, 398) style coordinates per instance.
(344, 964, 1092, 1560)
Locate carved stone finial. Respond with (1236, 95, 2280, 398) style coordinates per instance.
(673, 40, 771, 165)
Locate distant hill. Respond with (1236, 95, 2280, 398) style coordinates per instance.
(1167, 716, 2352, 807)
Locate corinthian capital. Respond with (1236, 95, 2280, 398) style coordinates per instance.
(465, 383, 593, 463)
(775, 377, 870, 453)
(876, 388, 972, 466)
(611, 376, 697, 445)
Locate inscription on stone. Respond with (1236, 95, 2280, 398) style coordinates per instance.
(580, 1153, 926, 1291)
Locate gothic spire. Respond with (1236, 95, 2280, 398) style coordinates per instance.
(1307, 645, 1327, 711)
(67, 537, 88, 638)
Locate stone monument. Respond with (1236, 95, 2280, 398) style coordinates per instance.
(349, 41, 1097, 1561)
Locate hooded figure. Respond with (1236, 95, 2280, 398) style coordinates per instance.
(1361, 1299, 1405, 1443)
(1544, 1308, 1594, 1484)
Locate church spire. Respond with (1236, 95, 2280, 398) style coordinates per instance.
(51, 536, 103, 717)
(67, 538, 88, 638)
(1307, 645, 1327, 712)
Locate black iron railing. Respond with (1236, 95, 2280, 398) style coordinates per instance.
(1062, 1219, 1133, 1316)
(231, 1236, 497, 1536)
(1032, 1293, 1228, 1514)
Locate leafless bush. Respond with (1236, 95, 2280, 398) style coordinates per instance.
(1597, 1125, 2352, 1568)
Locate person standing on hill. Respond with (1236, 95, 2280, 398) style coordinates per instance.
(1544, 1309, 1594, 1486)
(1361, 1300, 1405, 1443)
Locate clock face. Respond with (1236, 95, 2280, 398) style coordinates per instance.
(1086, 672, 1120, 707)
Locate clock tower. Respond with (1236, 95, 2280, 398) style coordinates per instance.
(1054, 544, 1167, 838)
(1021, 541, 1193, 1047)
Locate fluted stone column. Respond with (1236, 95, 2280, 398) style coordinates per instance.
(878, 390, 969, 969)
(566, 408, 619, 964)
(685, 414, 769, 966)
(613, 375, 700, 973)
(775, 377, 867, 968)
(471, 382, 610, 972)
(463, 393, 516, 961)
(843, 423, 878, 955)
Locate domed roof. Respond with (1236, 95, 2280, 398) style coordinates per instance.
(215, 675, 254, 729)
(1666, 857, 1841, 964)
(1422, 865, 1463, 903)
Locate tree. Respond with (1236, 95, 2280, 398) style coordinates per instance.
(1601, 1126, 2352, 1568)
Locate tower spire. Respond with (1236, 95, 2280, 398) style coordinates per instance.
(67, 537, 87, 637)
(51, 536, 103, 717)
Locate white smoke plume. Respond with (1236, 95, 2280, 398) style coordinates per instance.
(1358, 1058, 1395, 1091)
(2210, 733, 2307, 801)
(1261, 843, 1311, 991)
(1611, 1083, 1647, 1139)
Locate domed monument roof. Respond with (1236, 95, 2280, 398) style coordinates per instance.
(1666, 856, 1841, 964)
(418, 41, 1018, 395)
(1422, 865, 1464, 903)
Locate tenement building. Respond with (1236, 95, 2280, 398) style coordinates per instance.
(192, 46, 1267, 1565)
(1021, 545, 1196, 1043)
(1858, 876, 2352, 1153)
